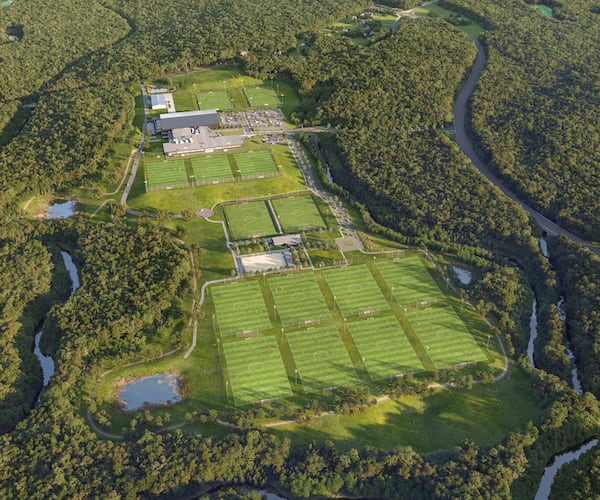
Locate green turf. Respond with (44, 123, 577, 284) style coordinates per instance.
(211, 281, 272, 336)
(196, 90, 233, 111)
(376, 256, 446, 307)
(535, 4, 553, 17)
(190, 155, 233, 184)
(244, 86, 284, 108)
(323, 265, 389, 316)
(415, 4, 485, 37)
(407, 306, 486, 369)
(271, 195, 327, 233)
(145, 159, 189, 190)
(222, 336, 292, 405)
(286, 326, 359, 392)
(268, 273, 331, 326)
(270, 368, 542, 453)
(224, 201, 277, 240)
(233, 150, 278, 178)
(348, 316, 424, 379)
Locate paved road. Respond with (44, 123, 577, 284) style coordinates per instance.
(454, 40, 600, 256)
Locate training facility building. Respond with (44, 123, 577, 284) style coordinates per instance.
(157, 110, 219, 133)
(163, 126, 243, 157)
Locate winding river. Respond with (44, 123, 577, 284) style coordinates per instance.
(34, 251, 80, 388)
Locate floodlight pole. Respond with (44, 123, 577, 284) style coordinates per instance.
(487, 335, 491, 348)
(295, 368, 298, 384)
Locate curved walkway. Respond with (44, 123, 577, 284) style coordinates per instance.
(454, 40, 599, 257)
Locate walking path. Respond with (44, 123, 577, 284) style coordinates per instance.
(454, 40, 600, 256)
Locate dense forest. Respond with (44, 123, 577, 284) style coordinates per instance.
(442, 0, 600, 241)
(0, 0, 598, 497)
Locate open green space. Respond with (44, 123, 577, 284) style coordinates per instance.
(407, 306, 486, 369)
(348, 316, 424, 380)
(535, 4, 553, 17)
(222, 336, 292, 405)
(268, 273, 331, 326)
(271, 195, 327, 233)
(233, 150, 278, 178)
(190, 155, 233, 184)
(145, 158, 189, 191)
(211, 281, 272, 336)
(286, 326, 359, 392)
(270, 368, 543, 453)
(376, 256, 446, 307)
(224, 201, 277, 240)
(244, 86, 284, 108)
(196, 90, 233, 111)
(415, 3, 485, 37)
(323, 265, 389, 316)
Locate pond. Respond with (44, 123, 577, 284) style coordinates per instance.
(46, 200, 76, 219)
(450, 265, 473, 285)
(119, 372, 182, 411)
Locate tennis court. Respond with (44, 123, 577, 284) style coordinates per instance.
(145, 159, 189, 190)
(287, 326, 358, 392)
(407, 306, 486, 369)
(268, 273, 331, 325)
(211, 281, 272, 336)
(224, 201, 277, 240)
(271, 196, 327, 233)
(348, 316, 424, 379)
(233, 150, 278, 178)
(196, 90, 233, 111)
(323, 265, 389, 316)
(190, 155, 233, 183)
(222, 336, 292, 405)
(376, 256, 446, 307)
(244, 87, 283, 108)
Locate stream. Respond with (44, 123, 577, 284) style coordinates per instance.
(34, 251, 80, 388)
(529, 286, 593, 498)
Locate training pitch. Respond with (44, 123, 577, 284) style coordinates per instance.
(244, 87, 283, 108)
(190, 155, 233, 184)
(233, 150, 278, 178)
(196, 90, 233, 111)
(145, 159, 189, 190)
(224, 201, 277, 240)
(271, 195, 326, 233)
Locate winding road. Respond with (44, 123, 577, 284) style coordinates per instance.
(454, 40, 600, 257)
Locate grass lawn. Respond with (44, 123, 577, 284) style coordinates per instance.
(415, 3, 485, 38)
(270, 367, 542, 452)
(196, 90, 233, 111)
(373, 14, 398, 31)
(190, 155, 233, 184)
(127, 141, 304, 214)
(271, 195, 327, 233)
(535, 4, 553, 17)
(211, 280, 272, 336)
(268, 272, 331, 326)
(286, 326, 359, 392)
(222, 336, 292, 405)
(233, 150, 278, 178)
(224, 201, 277, 240)
(375, 256, 446, 307)
(407, 306, 486, 369)
(145, 158, 190, 190)
(348, 316, 424, 379)
(322, 265, 389, 317)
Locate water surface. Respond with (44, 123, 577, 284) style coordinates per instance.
(119, 373, 182, 411)
(46, 200, 76, 219)
(450, 265, 473, 285)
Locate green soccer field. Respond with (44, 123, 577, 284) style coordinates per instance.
(211, 281, 272, 336)
(286, 326, 359, 392)
(271, 195, 327, 233)
(244, 87, 283, 108)
(348, 316, 424, 380)
(145, 159, 189, 190)
(376, 256, 446, 307)
(196, 90, 233, 111)
(233, 150, 278, 178)
(268, 273, 331, 326)
(224, 201, 277, 240)
(222, 336, 292, 406)
(407, 306, 486, 369)
(323, 265, 389, 317)
(190, 155, 233, 183)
